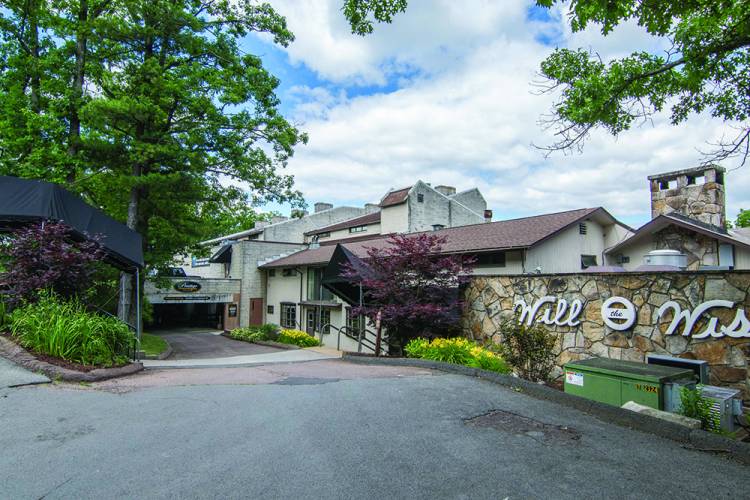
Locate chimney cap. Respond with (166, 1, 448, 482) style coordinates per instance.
(647, 165, 725, 181)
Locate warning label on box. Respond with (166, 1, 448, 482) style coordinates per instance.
(565, 371, 584, 387)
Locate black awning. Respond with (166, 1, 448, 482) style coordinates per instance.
(0, 175, 144, 270)
(210, 243, 232, 263)
(322, 244, 371, 306)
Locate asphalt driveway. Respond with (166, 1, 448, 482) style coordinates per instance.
(1, 360, 748, 499)
(152, 327, 282, 359)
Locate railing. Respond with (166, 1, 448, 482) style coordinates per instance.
(88, 304, 140, 361)
(319, 323, 389, 355)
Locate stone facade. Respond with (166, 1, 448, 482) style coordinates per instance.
(649, 166, 726, 227)
(463, 271, 750, 397)
(654, 225, 718, 270)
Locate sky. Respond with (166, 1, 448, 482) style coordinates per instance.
(240, 0, 749, 228)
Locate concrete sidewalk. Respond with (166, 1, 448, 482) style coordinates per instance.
(0, 356, 49, 388)
(142, 347, 340, 369)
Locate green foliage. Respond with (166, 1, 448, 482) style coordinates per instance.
(405, 337, 510, 374)
(228, 327, 267, 343)
(736, 209, 750, 228)
(277, 329, 320, 347)
(260, 323, 281, 340)
(677, 385, 721, 433)
(343, 0, 408, 35)
(139, 333, 168, 356)
(536, 0, 750, 165)
(0, 299, 9, 330)
(494, 320, 556, 382)
(10, 292, 134, 366)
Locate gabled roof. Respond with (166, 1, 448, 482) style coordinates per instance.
(606, 213, 750, 255)
(379, 186, 412, 207)
(260, 207, 618, 268)
(305, 211, 381, 236)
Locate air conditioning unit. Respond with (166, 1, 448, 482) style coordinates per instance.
(699, 385, 744, 433)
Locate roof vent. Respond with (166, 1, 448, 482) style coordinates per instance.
(643, 249, 687, 269)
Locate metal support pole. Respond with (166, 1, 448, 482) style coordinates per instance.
(357, 283, 363, 353)
(135, 267, 141, 362)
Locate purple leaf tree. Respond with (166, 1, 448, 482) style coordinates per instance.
(342, 233, 474, 352)
(1, 221, 104, 304)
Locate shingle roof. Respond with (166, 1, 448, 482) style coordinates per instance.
(379, 187, 411, 207)
(261, 207, 606, 268)
(305, 211, 381, 236)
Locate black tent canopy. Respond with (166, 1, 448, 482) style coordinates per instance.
(322, 244, 371, 306)
(0, 175, 143, 269)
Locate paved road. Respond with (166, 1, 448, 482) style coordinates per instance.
(0, 356, 49, 389)
(1, 361, 748, 499)
(152, 328, 282, 359)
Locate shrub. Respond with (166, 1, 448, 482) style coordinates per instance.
(228, 327, 264, 342)
(405, 337, 510, 374)
(260, 323, 280, 340)
(277, 329, 320, 347)
(494, 319, 556, 382)
(678, 386, 721, 433)
(10, 291, 133, 366)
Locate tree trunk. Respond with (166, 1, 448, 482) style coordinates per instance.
(67, 0, 88, 183)
(28, 0, 41, 114)
(117, 163, 142, 327)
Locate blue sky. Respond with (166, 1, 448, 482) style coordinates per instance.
(238, 0, 748, 229)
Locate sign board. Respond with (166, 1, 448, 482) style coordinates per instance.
(174, 280, 202, 293)
(565, 371, 584, 387)
(150, 293, 234, 304)
(600, 297, 636, 331)
(228, 304, 237, 317)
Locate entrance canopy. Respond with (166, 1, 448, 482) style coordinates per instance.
(0, 176, 143, 270)
(322, 244, 372, 306)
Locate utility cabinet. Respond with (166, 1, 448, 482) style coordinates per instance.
(564, 357, 695, 410)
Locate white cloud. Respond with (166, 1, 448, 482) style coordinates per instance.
(260, 0, 749, 225)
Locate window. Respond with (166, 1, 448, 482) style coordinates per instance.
(267, 305, 274, 314)
(307, 267, 334, 301)
(268, 269, 276, 277)
(346, 307, 365, 336)
(280, 303, 296, 328)
(616, 255, 630, 264)
(318, 231, 331, 238)
(476, 252, 506, 267)
(578, 223, 587, 235)
(432, 224, 444, 231)
(319, 309, 331, 334)
(581, 255, 598, 269)
(349, 225, 367, 233)
(417, 193, 424, 202)
(282, 268, 295, 277)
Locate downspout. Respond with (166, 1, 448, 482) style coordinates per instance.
(296, 267, 303, 329)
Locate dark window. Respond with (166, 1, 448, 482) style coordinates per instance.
(318, 231, 331, 238)
(267, 305, 274, 314)
(268, 269, 276, 277)
(349, 225, 367, 233)
(581, 255, 598, 269)
(417, 193, 424, 202)
(346, 307, 365, 335)
(282, 268, 295, 277)
(432, 224, 444, 231)
(476, 252, 506, 267)
(307, 268, 334, 301)
(617, 255, 630, 264)
(280, 303, 296, 328)
(686, 175, 695, 185)
(319, 309, 331, 334)
(579, 223, 587, 235)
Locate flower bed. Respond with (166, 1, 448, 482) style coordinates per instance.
(405, 337, 510, 374)
(227, 324, 320, 348)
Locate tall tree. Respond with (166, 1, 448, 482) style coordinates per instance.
(535, 0, 750, 167)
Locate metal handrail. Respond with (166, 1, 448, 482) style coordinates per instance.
(320, 323, 388, 355)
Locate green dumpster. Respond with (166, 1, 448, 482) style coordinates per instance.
(563, 357, 695, 410)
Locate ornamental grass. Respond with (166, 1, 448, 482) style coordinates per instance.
(405, 337, 510, 374)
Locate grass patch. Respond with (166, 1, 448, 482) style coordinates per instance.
(140, 333, 169, 357)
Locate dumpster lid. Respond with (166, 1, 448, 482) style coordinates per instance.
(564, 357, 695, 383)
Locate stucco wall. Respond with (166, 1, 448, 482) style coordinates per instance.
(261, 206, 366, 243)
(380, 202, 409, 234)
(407, 182, 484, 233)
(526, 222, 608, 274)
(450, 189, 487, 217)
(463, 271, 750, 397)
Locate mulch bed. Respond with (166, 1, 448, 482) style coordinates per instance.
(0, 332, 142, 382)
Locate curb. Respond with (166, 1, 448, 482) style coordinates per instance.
(141, 340, 174, 360)
(342, 353, 750, 465)
(0, 335, 144, 383)
(253, 340, 300, 350)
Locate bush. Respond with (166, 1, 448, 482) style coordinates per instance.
(227, 327, 264, 342)
(494, 320, 556, 382)
(260, 323, 280, 340)
(10, 291, 133, 367)
(277, 329, 320, 347)
(405, 337, 510, 374)
(678, 386, 721, 433)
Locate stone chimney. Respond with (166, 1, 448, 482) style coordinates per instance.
(648, 166, 726, 227)
(364, 203, 379, 214)
(314, 202, 333, 213)
(434, 185, 457, 196)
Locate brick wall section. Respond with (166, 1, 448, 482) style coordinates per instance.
(463, 271, 750, 397)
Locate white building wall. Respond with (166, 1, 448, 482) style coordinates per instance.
(380, 202, 409, 234)
(734, 246, 750, 270)
(260, 206, 367, 242)
(604, 223, 634, 249)
(450, 188, 487, 217)
(472, 250, 525, 275)
(315, 222, 382, 242)
(526, 222, 608, 273)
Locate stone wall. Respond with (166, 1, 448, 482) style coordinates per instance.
(463, 271, 750, 397)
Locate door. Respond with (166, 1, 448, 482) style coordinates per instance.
(249, 298, 264, 326)
(305, 308, 316, 334)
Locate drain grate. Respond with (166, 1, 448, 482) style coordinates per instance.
(465, 410, 581, 444)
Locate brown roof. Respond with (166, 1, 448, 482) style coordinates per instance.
(379, 186, 411, 207)
(261, 207, 606, 268)
(305, 211, 381, 236)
